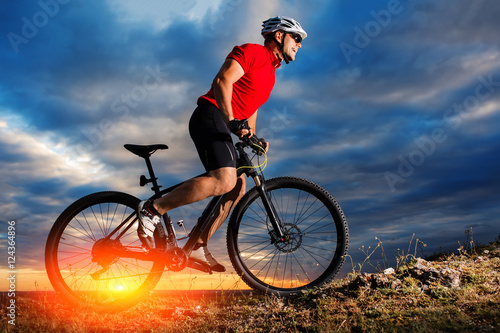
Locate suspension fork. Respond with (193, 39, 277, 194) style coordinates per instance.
(235, 141, 286, 242)
(251, 173, 286, 243)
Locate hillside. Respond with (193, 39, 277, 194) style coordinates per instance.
(2, 240, 499, 332)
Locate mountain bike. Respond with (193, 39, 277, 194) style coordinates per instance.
(45, 135, 349, 312)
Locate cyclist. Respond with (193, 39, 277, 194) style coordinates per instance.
(137, 16, 307, 271)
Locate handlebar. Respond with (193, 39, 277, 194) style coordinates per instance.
(239, 135, 267, 156)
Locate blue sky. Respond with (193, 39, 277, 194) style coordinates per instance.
(1, 0, 500, 290)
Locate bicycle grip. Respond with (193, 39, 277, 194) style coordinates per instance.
(243, 134, 267, 155)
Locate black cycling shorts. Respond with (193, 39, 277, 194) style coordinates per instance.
(189, 101, 236, 172)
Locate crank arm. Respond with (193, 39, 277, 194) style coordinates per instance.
(187, 258, 213, 274)
(108, 246, 159, 261)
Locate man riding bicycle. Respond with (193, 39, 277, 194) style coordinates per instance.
(137, 16, 307, 271)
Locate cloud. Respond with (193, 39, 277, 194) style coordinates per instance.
(1, 0, 500, 290)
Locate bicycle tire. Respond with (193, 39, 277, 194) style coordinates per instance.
(45, 191, 166, 312)
(227, 177, 349, 297)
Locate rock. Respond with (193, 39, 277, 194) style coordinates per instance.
(413, 258, 430, 271)
(351, 269, 401, 291)
(372, 274, 391, 288)
(439, 268, 461, 288)
(409, 257, 461, 288)
(353, 273, 371, 288)
(475, 256, 485, 263)
(391, 278, 402, 290)
(384, 268, 395, 275)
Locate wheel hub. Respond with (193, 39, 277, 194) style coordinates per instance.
(91, 238, 120, 267)
(274, 223, 302, 253)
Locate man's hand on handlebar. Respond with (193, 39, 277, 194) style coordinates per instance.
(228, 119, 251, 138)
(242, 134, 269, 155)
(239, 127, 254, 139)
(228, 119, 269, 154)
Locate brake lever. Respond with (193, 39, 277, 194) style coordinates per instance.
(242, 135, 267, 156)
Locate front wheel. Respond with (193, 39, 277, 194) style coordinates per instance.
(45, 191, 166, 312)
(227, 177, 349, 297)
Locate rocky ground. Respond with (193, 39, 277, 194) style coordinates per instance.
(2, 241, 500, 332)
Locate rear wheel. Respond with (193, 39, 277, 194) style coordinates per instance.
(227, 177, 349, 296)
(45, 191, 166, 312)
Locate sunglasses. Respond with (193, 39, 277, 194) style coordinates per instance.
(290, 33, 303, 44)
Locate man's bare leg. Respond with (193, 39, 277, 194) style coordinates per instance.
(140, 167, 241, 272)
(152, 167, 237, 215)
(189, 175, 245, 272)
(199, 175, 246, 244)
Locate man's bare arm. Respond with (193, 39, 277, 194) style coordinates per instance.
(212, 58, 244, 123)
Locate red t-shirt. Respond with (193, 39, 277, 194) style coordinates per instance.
(198, 43, 281, 120)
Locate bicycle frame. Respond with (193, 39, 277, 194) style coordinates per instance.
(104, 138, 285, 271)
(152, 140, 285, 252)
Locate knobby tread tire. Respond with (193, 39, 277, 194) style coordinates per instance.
(227, 177, 349, 297)
(45, 191, 166, 312)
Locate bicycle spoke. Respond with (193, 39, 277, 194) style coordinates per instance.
(91, 206, 107, 237)
(300, 211, 335, 233)
(57, 250, 91, 263)
(72, 214, 96, 242)
(65, 223, 96, 243)
(255, 248, 279, 279)
(237, 232, 270, 240)
(58, 240, 93, 253)
(298, 245, 330, 269)
(239, 239, 271, 254)
(240, 220, 267, 230)
(84, 212, 98, 240)
(247, 203, 270, 226)
(290, 252, 311, 284)
(245, 244, 276, 267)
(63, 260, 96, 289)
(304, 234, 337, 242)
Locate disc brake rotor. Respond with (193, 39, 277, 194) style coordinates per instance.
(274, 223, 302, 253)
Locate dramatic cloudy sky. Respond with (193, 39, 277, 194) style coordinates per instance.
(1, 0, 500, 290)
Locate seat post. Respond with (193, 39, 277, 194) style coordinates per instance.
(143, 155, 162, 195)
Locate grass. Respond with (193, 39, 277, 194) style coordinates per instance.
(2, 234, 499, 332)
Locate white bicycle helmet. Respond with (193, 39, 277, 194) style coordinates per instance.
(261, 16, 307, 64)
(261, 16, 307, 40)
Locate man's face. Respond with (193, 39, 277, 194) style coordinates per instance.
(283, 33, 302, 62)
